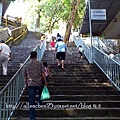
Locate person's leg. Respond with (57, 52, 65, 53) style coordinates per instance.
(79, 52, 83, 62)
(38, 86, 44, 105)
(2, 55, 8, 75)
(61, 60, 65, 69)
(56, 52, 61, 66)
(61, 52, 66, 69)
(81, 52, 84, 59)
(57, 59, 61, 66)
(78, 53, 81, 58)
(28, 86, 36, 120)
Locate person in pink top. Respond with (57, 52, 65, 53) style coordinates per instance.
(43, 62, 52, 83)
(50, 39, 55, 47)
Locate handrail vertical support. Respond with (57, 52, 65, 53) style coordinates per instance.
(88, 0, 93, 63)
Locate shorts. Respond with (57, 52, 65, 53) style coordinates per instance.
(78, 51, 83, 56)
(56, 52, 66, 60)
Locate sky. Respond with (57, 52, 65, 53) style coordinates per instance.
(4, 1, 27, 18)
(5, 0, 88, 18)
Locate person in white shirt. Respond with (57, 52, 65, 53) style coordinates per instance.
(78, 45, 84, 59)
(0, 40, 11, 75)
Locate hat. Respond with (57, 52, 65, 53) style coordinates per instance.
(0, 40, 5, 43)
(58, 38, 63, 42)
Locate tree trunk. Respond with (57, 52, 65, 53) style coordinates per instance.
(64, 0, 81, 43)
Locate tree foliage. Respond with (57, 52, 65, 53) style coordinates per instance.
(73, 0, 86, 29)
(39, 0, 65, 33)
(15, 0, 85, 34)
(61, 0, 85, 29)
(64, 0, 83, 43)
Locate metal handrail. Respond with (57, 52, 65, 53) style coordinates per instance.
(93, 46, 120, 90)
(6, 25, 28, 46)
(1, 15, 21, 28)
(73, 36, 120, 91)
(0, 40, 46, 120)
(73, 35, 92, 63)
(1, 17, 18, 28)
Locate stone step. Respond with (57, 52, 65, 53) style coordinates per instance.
(49, 64, 100, 69)
(48, 82, 111, 86)
(49, 75, 108, 78)
(48, 78, 109, 82)
(10, 116, 120, 120)
(49, 69, 103, 72)
(11, 109, 120, 118)
(49, 70, 106, 74)
(49, 81, 110, 86)
(22, 89, 120, 95)
(43, 86, 114, 90)
(20, 94, 120, 101)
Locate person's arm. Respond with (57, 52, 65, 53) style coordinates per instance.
(54, 47, 57, 53)
(42, 72, 48, 86)
(41, 62, 48, 86)
(24, 73, 28, 88)
(54, 43, 57, 55)
(65, 44, 67, 53)
(0, 45, 2, 52)
(47, 68, 52, 78)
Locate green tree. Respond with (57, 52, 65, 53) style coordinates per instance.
(64, 0, 85, 43)
(39, 0, 65, 33)
(36, 0, 85, 35)
(15, 0, 85, 37)
(73, 0, 86, 30)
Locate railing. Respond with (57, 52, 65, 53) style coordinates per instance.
(1, 15, 27, 46)
(73, 36, 120, 91)
(93, 46, 120, 90)
(12, 26, 28, 44)
(0, 41, 46, 120)
(5, 25, 28, 46)
(1, 15, 22, 28)
(73, 35, 92, 63)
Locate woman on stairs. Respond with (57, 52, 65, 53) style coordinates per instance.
(54, 38, 67, 70)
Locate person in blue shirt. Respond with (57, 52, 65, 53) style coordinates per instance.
(54, 38, 67, 70)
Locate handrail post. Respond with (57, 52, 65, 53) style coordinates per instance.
(6, 15, 8, 27)
(88, 0, 93, 63)
(0, 96, 2, 119)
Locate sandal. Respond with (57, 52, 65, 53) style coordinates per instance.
(62, 68, 64, 70)
(57, 64, 60, 66)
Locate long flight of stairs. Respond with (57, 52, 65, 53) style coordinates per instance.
(0, 31, 40, 91)
(10, 42, 120, 120)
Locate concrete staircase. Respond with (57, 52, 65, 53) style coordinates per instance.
(10, 42, 120, 120)
(0, 31, 40, 91)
